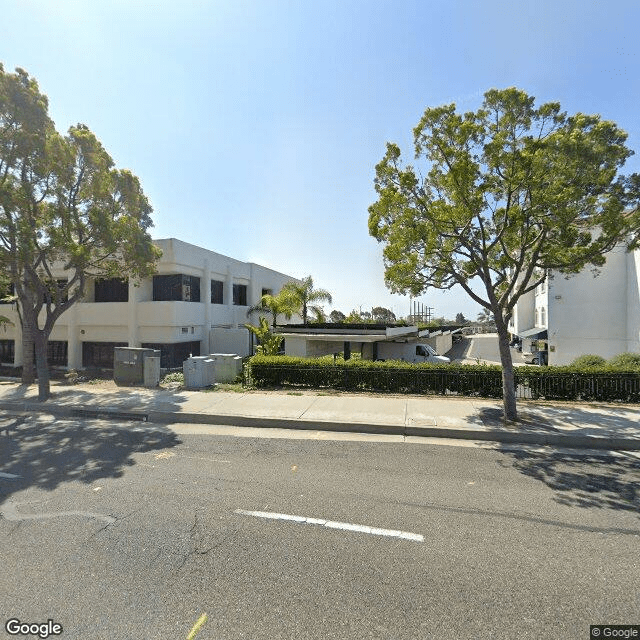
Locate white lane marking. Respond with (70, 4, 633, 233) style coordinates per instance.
(234, 509, 424, 542)
(0, 472, 20, 479)
(1, 501, 116, 524)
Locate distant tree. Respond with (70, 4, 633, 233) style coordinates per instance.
(345, 309, 364, 323)
(455, 312, 468, 324)
(372, 306, 396, 323)
(369, 87, 640, 420)
(282, 276, 332, 325)
(329, 309, 346, 323)
(0, 65, 160, 400)
(247, 290, 297, 328)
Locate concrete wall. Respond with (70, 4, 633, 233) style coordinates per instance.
(424, 334, 452, 355)
(284, 336, 343, 358)
(209, 328, 250, 356)
(547, 246, 631, 365)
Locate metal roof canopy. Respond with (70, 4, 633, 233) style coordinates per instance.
(517, 327, 548, 339)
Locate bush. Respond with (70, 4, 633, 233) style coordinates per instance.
(247, 355, 504, 397)
(245, 355, 640, 402)
(161, 372, 184, 385)
(570, 354, 607, 369)
(607, 353, 640, 369)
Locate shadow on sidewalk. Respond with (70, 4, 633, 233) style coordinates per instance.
(0, 413, 181, 503)
(477, 405, 640, 438)
(1, 382, 192, 414)
(497, 447, 640, 515)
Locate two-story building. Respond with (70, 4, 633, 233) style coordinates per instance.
(0, 238, 299, 369)
(510, 245, 640, 365)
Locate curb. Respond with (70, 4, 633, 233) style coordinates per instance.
(2, 400, 640, 451)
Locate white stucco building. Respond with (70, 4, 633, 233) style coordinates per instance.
(510, 245, 640, 365)
(0, 238, 299, 369)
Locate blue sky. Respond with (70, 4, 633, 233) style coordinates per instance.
(2, 0, 639, 320)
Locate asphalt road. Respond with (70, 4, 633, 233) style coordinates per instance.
(1, 413, 639, 639)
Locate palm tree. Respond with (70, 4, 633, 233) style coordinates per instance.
(247, 290, 297, 328)
(477, 308, 494, 324)
(282, 276, 332, 325)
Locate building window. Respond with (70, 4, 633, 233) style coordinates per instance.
(82, 342, 128, 368)
(141, 341, 200, 369)
(541, 308, 546, 325)
(261, 288, 273, 297)
(0, 339, 15, 363)
(95, 278, 128, 302)
(153, 274, 200, 302)
(48, 341, 68, 366)
(233, 284, 247, 306)
(211, 280, 224, 304)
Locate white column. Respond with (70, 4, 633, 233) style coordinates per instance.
(128, 279, 140, 347)
(225, 265, 235, 327)
(203, 259, 211, 354)
(66, 277, 81, 369)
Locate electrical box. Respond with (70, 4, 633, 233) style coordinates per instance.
(114, 347, 161, 385)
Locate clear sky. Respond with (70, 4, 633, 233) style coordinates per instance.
(2, 0, 639, 321)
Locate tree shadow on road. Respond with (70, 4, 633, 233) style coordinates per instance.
(0, 413, 181, 503)
(497, 447, 640, 515)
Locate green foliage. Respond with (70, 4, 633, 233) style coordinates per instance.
(329, 309, 346, 323)
(607, 353, 640, 369)
(372, 306, 396, 322)
(247, 290, 297, 328)
(282, 275, 332, 325)
(570, 354, 607, 368)
(161, 371, 185, 385)
(245, 356, 640, 402)
(368, 87, 640, 419)
(0, 65, 160, 399)
(244, 316, 284, 355)
(247, 355, 504, 397)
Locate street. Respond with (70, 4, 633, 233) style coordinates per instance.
(1, 413, 639, 639)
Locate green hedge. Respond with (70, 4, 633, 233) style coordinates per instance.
(245, 356, 640, 402)
(247, 356, 504, 397)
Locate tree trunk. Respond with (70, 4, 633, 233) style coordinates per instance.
(33, 331, 50, 402)
(495, 317, 518, 422)
(21, 323, 35, 385)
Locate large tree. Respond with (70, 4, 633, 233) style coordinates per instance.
(0, 65, 160, 400)
(369, 88, 640, 421)
(282, 275, 332, 325)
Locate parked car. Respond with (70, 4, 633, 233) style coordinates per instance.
(522, 350, 548, 365)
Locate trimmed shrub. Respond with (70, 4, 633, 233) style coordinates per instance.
(570, 354, 606, 369)
(245, 355, 640, 402)
(607, 353, 640, 370)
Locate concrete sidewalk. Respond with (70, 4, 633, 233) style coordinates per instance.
(1, 379, 639, 451)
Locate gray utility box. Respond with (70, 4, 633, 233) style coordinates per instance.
(143, 356, 161, 388)
(207, 353, 243, 383)
(183, 356, 216, 389)
(114, 348, 161, 386)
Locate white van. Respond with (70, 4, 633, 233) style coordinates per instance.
(376, 342, 451, 364)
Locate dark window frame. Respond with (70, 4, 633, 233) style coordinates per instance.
(153, 274, 201, 302)
(82, 341, 128, 368)
(211, 280, 224, 304)
(233, 283, 247, 306)
(95, 277, 128, 302)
